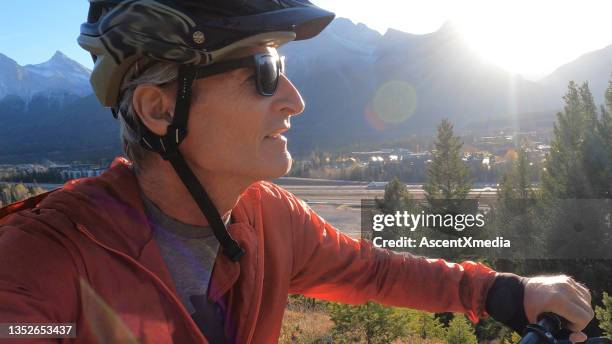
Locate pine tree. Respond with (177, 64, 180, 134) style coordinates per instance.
(540, 82, 608, 255)
(595, 78, 612, 197)
(493, 147, 541, 268)
(541, 80, 611, 220)
(373, 178, 422, 250)
(405, 310, 446, 340)
(445, 314, 478, 344)
(537, 80, 612, 326)
(595, 292, 612, 337)
(498, 148, 534, 201)
(542, 81, 602, 199)
(424, 119, 473, 217)
(376, 178, 417, 214)
(329, 302, 408, 344)
(502, 332, 522, 344)
(542, 82, 577, 198)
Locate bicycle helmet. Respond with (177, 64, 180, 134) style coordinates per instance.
(78, 0, 335, 261)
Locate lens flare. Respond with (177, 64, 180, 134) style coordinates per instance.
(79, 277, 139, 343)
(364, 105, 386, 131)
(371, 81, 418, 127)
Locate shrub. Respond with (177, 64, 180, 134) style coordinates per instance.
(445, 315, 478, 344)
(595, 292, 612, 337)
(329, 302, 408, 344)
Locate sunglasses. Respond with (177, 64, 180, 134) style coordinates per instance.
(195, 52, 286, 96)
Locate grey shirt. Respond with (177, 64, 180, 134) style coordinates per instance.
(141, 195, 228, 343)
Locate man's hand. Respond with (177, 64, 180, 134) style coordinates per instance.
(524, 275, 594, 343)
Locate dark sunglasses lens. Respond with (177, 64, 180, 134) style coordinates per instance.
(256, 55, 279, 96)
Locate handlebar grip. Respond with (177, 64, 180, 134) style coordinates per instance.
(518, 312, 612, 344)
(517, 313, 568, 344)
(537, 313, 567, 333)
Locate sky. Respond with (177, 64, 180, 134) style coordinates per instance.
(0, 1, 91, 68)
(0, 0, 611, 80)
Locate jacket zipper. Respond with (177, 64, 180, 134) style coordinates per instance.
(75, 223, 208, 344)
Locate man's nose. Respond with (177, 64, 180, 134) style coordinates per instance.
(273, 74, 305, 117)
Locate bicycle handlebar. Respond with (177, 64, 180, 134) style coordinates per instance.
(517, 313, 611, 344)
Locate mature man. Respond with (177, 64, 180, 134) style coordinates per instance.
(0, 0, 594, 343)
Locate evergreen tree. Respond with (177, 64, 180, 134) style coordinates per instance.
(540, 81, 611, 248)
(595, 292, 612, 337)
(502, 332, 522, 344)
(405, 310, 446, 340)
(512, 148, 533, 199)
(537, 80, 612, 333)
(376, 178, 417, 214)
(424, 119, 476, 239)
(492, 147, 541, 270)
(329, 302, 408, 344)
(372, 178, 423, 252)
(542, 81, 600, 199)
(498, 149, 537, 221)
(425, 119, 472, 203)
(445, 314, 478, 344)
(595, 78, 612, 198)
(475, 317, 514, 343)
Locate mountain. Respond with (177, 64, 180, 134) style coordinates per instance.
(279, 18, 383, 153)
(0, 51, 91, 101)
(0, 19, 610, 163)
(280, 19, 561, 154)
(540, 44, 612, 105)
(0, 93, 119, 163)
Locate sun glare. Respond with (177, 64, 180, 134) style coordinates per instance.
(440, 0, 612, 79)
(314, 0, 612, 80)
(452, 2, 570, 79)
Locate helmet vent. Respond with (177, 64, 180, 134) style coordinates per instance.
(192, 31, 206, 44)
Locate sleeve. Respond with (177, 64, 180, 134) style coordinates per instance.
(283, 189, 498, 322)
(485, 273, 529, 332)
(0, 223, 79, 343)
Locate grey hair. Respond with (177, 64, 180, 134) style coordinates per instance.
(117, 61, 179, 173)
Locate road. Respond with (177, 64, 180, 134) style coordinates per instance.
(279, 184, 498, 206)
(272, 178, 499, 238)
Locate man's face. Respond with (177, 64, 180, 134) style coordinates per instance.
(181, 47, 305, 182)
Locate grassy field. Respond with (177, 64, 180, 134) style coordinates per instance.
(279, 307, 446, 344)
(278, 297, 446, 344)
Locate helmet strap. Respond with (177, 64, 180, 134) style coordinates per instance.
(168, 153, 245, 261)
(127, 64, 245, 262)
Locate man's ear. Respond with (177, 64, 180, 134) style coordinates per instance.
(132, 84, 175, 136)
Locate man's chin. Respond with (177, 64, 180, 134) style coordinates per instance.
(267, 153, 293, 180)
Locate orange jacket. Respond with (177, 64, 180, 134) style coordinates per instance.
(0, 157, 497, 343)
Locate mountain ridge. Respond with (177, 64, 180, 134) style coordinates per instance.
(540, 43, 612, 101)
(0, 18, 610, 163)
(0, 51, 92, 101)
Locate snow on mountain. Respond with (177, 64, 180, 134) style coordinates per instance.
(0, 51, 92, 101)
(0, 53, 21, 98)
(25, 51, 90, 81)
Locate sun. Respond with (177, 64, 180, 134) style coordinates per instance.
(453, 13, 556, 79)
(450, 0, 612, 80)
(312, 0, 612, 81)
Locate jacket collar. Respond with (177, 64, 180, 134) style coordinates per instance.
(38, 157, 259, 261)
(39, 157, 153, 258)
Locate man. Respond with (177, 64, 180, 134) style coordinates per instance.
(0, 0, 594, 343)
